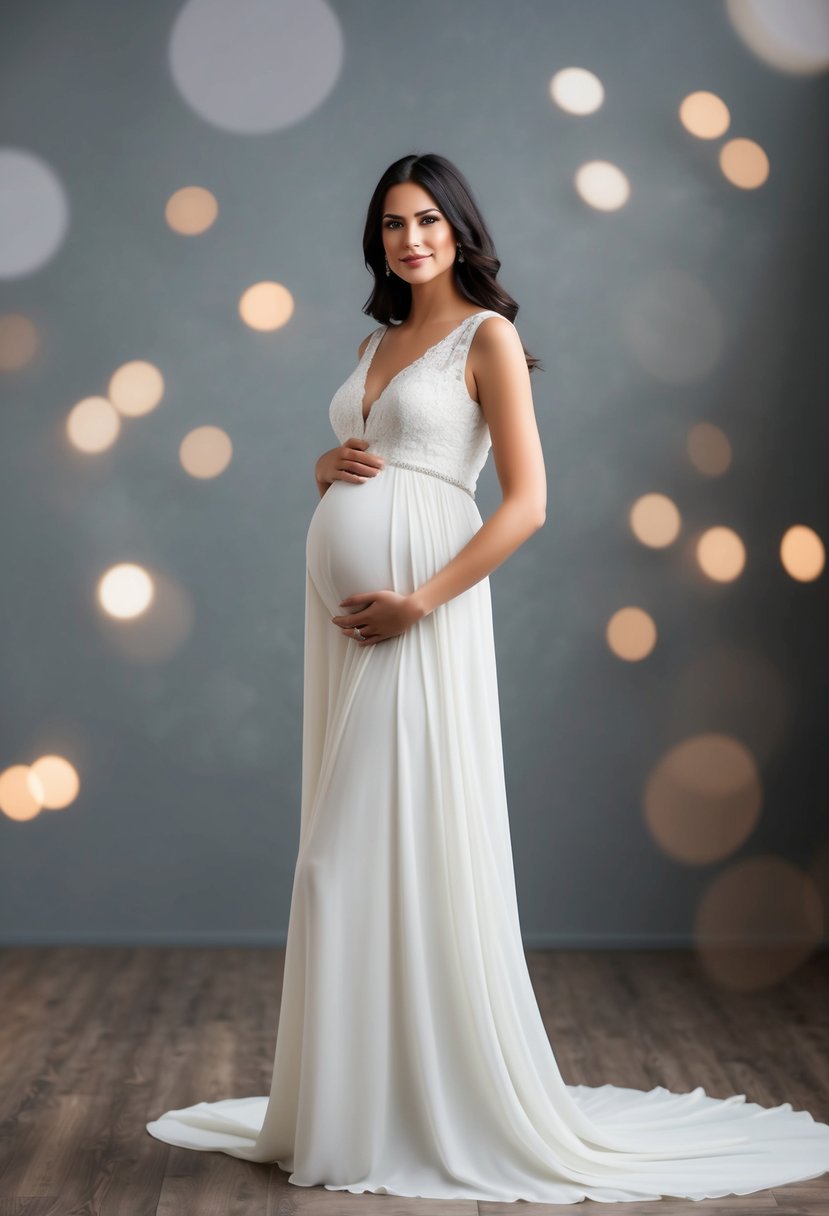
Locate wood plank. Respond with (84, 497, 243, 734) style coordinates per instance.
(0, 947, 825, 1214)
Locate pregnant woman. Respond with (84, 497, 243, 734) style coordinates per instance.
(147, 153, 829, 1202)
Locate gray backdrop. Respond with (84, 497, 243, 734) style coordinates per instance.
(1, 0, 827, 949)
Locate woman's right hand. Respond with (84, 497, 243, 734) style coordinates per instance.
(315, 439, 385, 494)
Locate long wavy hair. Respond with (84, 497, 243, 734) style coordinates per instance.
(361, 152, 542, 373)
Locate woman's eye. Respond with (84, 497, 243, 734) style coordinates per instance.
(383, 217, 439, 229)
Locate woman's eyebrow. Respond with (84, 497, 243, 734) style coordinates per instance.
(382, 208, 441, 219)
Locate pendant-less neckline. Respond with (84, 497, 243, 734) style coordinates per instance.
(358, 311, 490, 431)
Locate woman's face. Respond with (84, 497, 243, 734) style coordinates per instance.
(381, 181, 457, 284)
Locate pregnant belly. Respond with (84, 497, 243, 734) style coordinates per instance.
(306, 465, 482, 618)
(306, 471, 400, 616)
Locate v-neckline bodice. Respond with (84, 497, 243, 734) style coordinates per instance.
(358, 311, 490, 430)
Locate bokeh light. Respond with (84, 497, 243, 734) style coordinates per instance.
(574, 160, 630, 212)
(644, 733, 762, 865)
(0, 765, 43, 821)
(169, 0, 343, 134)
(180, 425, 233, 478)
(165, 185, 219, 235)
(66, 396, 122, 454)
(550, 67, 605, 115)
(779, 525, 824, 582)
(0, 313, 39, 370)
(606, 607, 657, 662)
(686, 422, 732, 476)
(0, 147, 69, 279)
(629, 493, 682, 548)
(695, 855, 824, 990)
(696, 526, 746, 582)
(726, 0, 829, 75)
(28, 755, 80, 810)
(108, 360, 165, 417)
(97, 563, 155, 620)
(678, 90, 731, 139)
(719, 137, 770, 189)
(239, 281, 294, 331)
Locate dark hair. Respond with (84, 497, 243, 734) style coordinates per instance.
(361, 152, 542, 374)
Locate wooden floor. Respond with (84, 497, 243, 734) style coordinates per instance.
(0, 946, 827, 1215)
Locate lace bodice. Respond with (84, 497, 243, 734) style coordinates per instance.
(328, 309, 507, 498)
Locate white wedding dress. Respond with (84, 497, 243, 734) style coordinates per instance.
(146, 310, 829, 1202)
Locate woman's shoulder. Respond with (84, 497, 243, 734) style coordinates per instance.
(472, 311, 519, 350)
(470, 311, 518, 349)
(474, 309, 515, 328)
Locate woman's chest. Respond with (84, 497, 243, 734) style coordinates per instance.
(328, 363, 482, 445)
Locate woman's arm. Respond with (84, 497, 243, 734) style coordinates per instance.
(410, 316, 547, 620)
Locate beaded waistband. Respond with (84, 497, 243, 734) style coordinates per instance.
(383, 458, 475, 499)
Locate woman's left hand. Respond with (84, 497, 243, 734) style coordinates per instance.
(332, 590, 423, 646)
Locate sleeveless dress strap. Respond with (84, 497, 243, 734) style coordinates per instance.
(443, 309, 504, 371)
(365, 326, 385, 356)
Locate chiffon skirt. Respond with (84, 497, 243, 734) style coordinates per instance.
(146, 464, 829, 1203)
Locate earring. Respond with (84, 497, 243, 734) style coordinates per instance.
(384, 254, 390, 277)
(456, 242, 465, 263)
